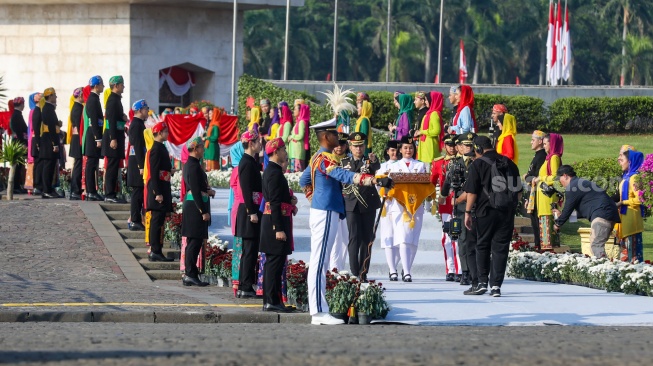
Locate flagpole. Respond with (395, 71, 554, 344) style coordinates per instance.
(563, 0, 567, 85)
(283, 0, 290, 81)
(385, 0, 391, 82)
(230, 0, 237, 114)
(436, 0, 444, 83)
(332, 0, 339, 82)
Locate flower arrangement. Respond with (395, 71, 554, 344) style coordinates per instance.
(164, 202, 183, 245)
(355, 280, 391, 319)
(204, 236, 232, 280)
(286, 259, 309, 308)
(510, 229, 535, 252)
(508, 251, 653, 296)
(170, 170, 183, 198)
(635, 153, 653, 218)
(325, 269, 358, 314)
(207, 168, 234, 188)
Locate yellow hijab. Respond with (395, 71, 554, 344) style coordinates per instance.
(355, 101, 373, 148)
(248, 106, 261, 132)
(142, 128, 155, 184)
(496, 113, 518, 164)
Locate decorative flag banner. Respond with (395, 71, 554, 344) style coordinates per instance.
(160, 111, 240, 160)
(459, 39, 468, 84)
(561, 3, 571, 82)
(555, 0, 563, 84)
(546, 0, 554, 84)
(159, 67, 196, 97)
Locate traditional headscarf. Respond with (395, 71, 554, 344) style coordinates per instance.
(453, 85, 477, 131)
(152, 121, 167, 134)
(415, 91, 426, 100)
(241, 129, 258, 143)
(545, 133, 564, 175)
(496, 113, 519, 164)
(67, 89, 83, 144)
(620, 144, 636, 154)
(12, 97, 25, 106)
(295, 104, 311, 151)
(109, 75, 124, 86)
(356, 92, 369, 103)
(132, 99, 148, 111)
(423, 91, 443, 143)
(206, 107, 221, 148)
(89, 75, 103, 87)
(449, 85, 459, 94)
(248, 106, 261, 132)
(620, 150, 645, 216)
(265, 137, 285, 155)
(532, 130, 546, 139)
(355, 101, 373, 149)
(186, 136, 204, 151)
(294, 99, 305, 107)
(493, 104, 508, 114)
(230, 142, 245, 167)
(260, 98, 270, 106)
(29, 93, 41, 110)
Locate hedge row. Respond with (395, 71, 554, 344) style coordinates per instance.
(238, 75, 653, 135)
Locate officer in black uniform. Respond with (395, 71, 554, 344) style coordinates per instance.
(84, 75, 105, 201)
(39, 88, 60, 199)
(341, 132, 381, 281)
(69, 88, 84, 200)
(102, 75, 128, 203)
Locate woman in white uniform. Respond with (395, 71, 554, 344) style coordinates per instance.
(387, 136, 426, 282)
(378, 140, 401, 281)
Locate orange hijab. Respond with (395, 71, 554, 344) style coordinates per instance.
(205, 107, 222, 148)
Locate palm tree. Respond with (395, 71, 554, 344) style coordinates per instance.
(0, 75, 7, 107)
(0, 137, 27, 200)
(467, 2, 505, 84)
(610, 34, 653, 85)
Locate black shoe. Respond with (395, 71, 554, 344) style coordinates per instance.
(464, 283, 488, 295)
(263, 303, 290, 312)
(69, 193, 82, 201)
(490, 287, 501, 297)
(182, 275, 209, 287)
(445, 273, 455, 282)
(129, 222, 145, 231)
(41, 192, 57, 199)
(460, 271, 471, 286)
(148, 252, 174, 262)
(86, 193, 103, 201)
(389, 272, 398, 281)
(105, 196, 120, 203)
(56, 189, 66, 198)
(237, 290, 257, 298)
(13, 188, 27, 194)
(32, 188, 42, 195)
(455, 274, 462, 282)
(402, 274, 412, 282)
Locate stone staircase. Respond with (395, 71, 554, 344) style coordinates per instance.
(514, 216, 535, 244)
(100, 203, 182, 281)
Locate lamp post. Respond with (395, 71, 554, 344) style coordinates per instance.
(385, 0, 391, 82)
(230, 0, 237, 114)
(436, 0, 444, 84)
(283, 0, 290, 80)
(332, 0, 339, 82)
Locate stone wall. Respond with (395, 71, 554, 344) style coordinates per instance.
(0, 4, 131, 121)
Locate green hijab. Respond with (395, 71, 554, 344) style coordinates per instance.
(395, 94, 414, 124)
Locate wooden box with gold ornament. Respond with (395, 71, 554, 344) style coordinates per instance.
(387, 172, 432, 184)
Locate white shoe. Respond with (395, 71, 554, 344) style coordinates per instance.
(311, 313, 345, 325)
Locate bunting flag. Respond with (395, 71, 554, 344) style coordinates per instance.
(546, 0, 554, 84)
(561, 3, 571, 82)
(459, 39, 468, 84)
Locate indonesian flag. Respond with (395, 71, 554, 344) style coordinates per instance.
(561, 5, 571, 81)
(546, 0, 554, 84)
(555, 1, 563, 84)
(162, 114, 207, 160)
(459, 39, 468, 84)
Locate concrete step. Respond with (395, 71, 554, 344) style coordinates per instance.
(124, 239, 179, 250)
(147, 269, 183, 281)
(139, 258, 181, 271)
(520, 233, 535, 244)
(100, 203, 131, 212)
(119, 229, 147, 240)
(514, 216, 531, 226)
(105, 211, 130, 220)
(112, 220, 130, 230)
(519, 226, 534, 234)
(132, 248, 180, 260)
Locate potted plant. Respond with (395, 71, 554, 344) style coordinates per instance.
(286, 260, 309, 311)
(202, 239, 232, 286)
(326, 278, 356, 322)
(164, 203, 183, 248)
(355, 281, 390, 324)
(0, 137, 27, 200)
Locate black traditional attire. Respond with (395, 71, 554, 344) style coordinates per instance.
(102, 92, 127, 199)
(39, 102, 59, 195)
(84, 92, 104, 195)
(145, 140, 173, 255)
(237, 153, 263, 293)
(340, 154, 380, 279)
(260, 160, 293, 306)
(181, 155, 210, 279)
(69, 101, 84, 196)
(10, 109, 28, 189)
(127, 117, 146, 225)
(31, 105, 43, 190)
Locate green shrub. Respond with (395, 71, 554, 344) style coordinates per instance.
(548, 97, 653, 133)
(570, 157, 622, 197)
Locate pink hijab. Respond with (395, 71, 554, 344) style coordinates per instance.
(545, 133, 564, 175)
(294, 104, 311, 150)
(423, 91, 443, 142)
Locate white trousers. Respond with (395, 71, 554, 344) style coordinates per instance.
(440, 213, 460, 275)
(328, 218, 349, 272)
(390, 206, 423, 276)
(308, 209, 339, 316)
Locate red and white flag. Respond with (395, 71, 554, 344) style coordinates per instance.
(555, 1, 563, 83)
(561, 3, 571, 81)
(545, 0, 554, 84)
(459, 39, 468, 84)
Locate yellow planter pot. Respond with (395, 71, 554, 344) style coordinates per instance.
(577, 227, 619, 259)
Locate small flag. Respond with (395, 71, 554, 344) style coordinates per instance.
(561, 4, 571, 82)
(459, 39, 468, 84)
(546, 0, 554, 84)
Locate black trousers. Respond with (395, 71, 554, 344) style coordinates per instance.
(530, 200, 541, 250)
(458, 218, 473, 273)
(41, 158, 57, 194)
(130, 186, 144, 223)
(474, 209, 514, 288)
(104, 157, 120, 197)
(85, 157, 99, 194)
(263, 253, 286, 305)
(149, 210, 166, 254)
(71, 158, 83, 195)
(238, 238, 260, 291)
(15, 163, 25, 189)
(185, 237, 204, 278)
(346, 210, 376, 278)
(33, 157, 43, 190)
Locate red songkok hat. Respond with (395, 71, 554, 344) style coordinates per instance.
(265, 138, 285, 155)
(152, 121, 168, 134)
(492, 104, 508, 114)
(240, 130, 259, 143)
(12, 97, 25, 105)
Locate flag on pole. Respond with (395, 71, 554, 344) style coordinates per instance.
(561, 4, 571, 81)
(459, 39, 468, 84)
(546, 0, 554, 84)
(555, 0, 563, 84)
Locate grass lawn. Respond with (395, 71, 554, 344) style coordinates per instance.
(514, 134, 653, 260)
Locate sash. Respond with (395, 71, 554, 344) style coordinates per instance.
(185, 191, 209, 203)
(263, 202, 293, 217)
(159, 170, 171, 182)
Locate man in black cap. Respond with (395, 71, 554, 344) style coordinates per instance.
(102, 75, 129, 203)
(341, 132, 381, 281)
(553, 165, 620, 258)
(462, 135, 521, 297)
(84, 75, 105, 201)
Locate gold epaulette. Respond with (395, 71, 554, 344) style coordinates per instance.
(433, 156, 445, 162)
